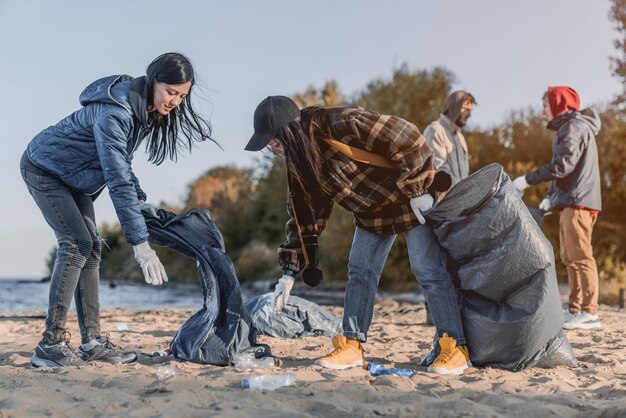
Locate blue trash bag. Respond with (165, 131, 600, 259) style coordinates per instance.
(144, 208, 257, 366)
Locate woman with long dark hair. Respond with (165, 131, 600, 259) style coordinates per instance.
(21, 52, 214, 367)
(245, 96, 471, 375)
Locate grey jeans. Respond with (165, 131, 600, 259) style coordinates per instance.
(343, 224, 466, 345)
(20, 152, 101, 344)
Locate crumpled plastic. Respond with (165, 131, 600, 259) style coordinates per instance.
(245, 293, 340, 339)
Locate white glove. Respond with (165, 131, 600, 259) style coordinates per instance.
(539, 198, 552, 212)
(133, 241, 168, 285)
(512, 175, 529, 192)
(271, 275, 295, 314)
(139, 200, 158, 217)
(409, 194, 434, 224)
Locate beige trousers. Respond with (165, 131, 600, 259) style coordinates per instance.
(559, 208, 599, 314)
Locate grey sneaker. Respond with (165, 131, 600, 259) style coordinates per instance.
(31, 337, 87, 368)
(563, 311, 602, 330)
(563, 309, 576, 322)
(77, 335, 137, 364)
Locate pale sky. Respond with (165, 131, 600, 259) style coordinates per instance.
(0, 0, 622, 278)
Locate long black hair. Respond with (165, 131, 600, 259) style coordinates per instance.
(143, 52, 214, 165)
(276, 107, 329, 204)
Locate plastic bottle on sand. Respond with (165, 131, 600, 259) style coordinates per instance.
(366, 361, 415, 377)
(155, 365, 178, 381)
(233, 352, 277, 369)
(241, 373, 297, 391)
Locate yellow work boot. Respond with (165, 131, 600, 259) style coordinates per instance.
(427, 333, 472, 376)
(315, 337, 364, 370)
(331, 334, 347, 349)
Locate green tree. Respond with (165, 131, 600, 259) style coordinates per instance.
(466, 108, 552, 201)
(98, 223, 143, 283)
(186, 165, 255, 253)
(44, 246, 56, 280)
(293, 81, 346, 107)
(230, 156, 290, 280)
(245, 156, 290, 245)
(356, 64, 454, 130)
(611, 0, 626, 104)
(98, 215, 199, 284)
(595, 108, 626, 220)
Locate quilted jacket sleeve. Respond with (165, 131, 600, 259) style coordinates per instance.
(94, 110, 149, 245)
(130, 171, 147, 202)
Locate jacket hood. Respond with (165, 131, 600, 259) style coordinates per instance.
(79, 75, 133, 113)
(547, 106, 601, 135)
(128, 76, 151, 128)
(442, 90, 473, 127)
(577, 106, 602, 135)
(547, 86, 580, 117)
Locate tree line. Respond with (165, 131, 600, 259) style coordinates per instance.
(47, 0, 626, 302)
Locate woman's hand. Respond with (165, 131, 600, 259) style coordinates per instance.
(132, 241, 168, 285)
(139, 200, 158, 217)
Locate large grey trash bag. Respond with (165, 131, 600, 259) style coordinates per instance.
(245, 294, 341, 339)
(425, 163, 577, 370)
(143, 208, 258, 366)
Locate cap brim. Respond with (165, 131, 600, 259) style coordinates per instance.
(245, 130, 276, 151)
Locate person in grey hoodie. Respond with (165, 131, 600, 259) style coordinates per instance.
(423, 91, 477, 186)
(513, 86, 602, 330)
(20, 52, 213, 367)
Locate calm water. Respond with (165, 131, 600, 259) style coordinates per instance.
(0, 279, 423, 313)
(0, 280, 204, 312)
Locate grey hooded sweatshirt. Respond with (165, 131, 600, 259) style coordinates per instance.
(526, 107, 602, 211)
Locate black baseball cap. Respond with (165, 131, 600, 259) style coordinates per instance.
(245, 96, 300, 151)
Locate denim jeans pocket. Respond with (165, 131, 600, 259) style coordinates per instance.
(36, 172, 63, 191)
(21, 168, 38, 191)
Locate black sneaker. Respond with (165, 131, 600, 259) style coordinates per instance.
(31, 337, 87, 368)
(77, 335, 137, 364)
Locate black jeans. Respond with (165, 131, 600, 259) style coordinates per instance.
(20, 152, 101, 344)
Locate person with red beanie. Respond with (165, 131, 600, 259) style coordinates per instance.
(513, 86, 602, 330)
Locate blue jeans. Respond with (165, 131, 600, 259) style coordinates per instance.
(343, 224, 465, 345)
(20, 152, 101, 344)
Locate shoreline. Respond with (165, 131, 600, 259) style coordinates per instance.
(1, 303, 626, 417)
(0, 278, 426, 313)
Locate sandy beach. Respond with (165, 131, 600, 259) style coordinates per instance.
(1, 300, 626, 418)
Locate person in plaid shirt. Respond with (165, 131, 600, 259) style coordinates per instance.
(245, 96, 471, 375)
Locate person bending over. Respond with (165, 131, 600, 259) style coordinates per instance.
(21, 52, 214, 367)
(244, 96, 470, 375)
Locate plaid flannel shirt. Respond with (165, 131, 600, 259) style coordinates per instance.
(278, 106, 436, 274)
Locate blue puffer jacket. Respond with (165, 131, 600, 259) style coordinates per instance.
(27, 75, 149, 245)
